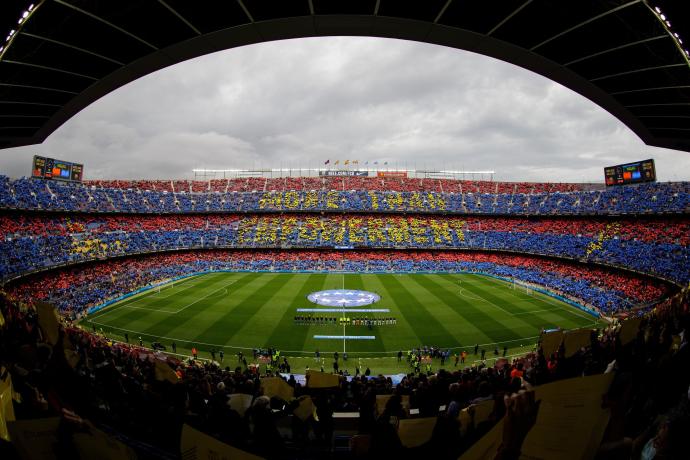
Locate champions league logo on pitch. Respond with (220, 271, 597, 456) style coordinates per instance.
(307, 289, 381, 307)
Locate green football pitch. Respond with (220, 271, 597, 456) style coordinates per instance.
(81, 272, 598, 371)
(81, 272, 603, 374)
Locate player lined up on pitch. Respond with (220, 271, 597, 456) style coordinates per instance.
(293, 315, 397, 326)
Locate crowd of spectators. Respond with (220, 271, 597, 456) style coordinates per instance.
(85, 177, 589, 194)
(4, 249, 668, 318)
(2, 175, 688, 214)
(1, 269, 687, 459)
(2, 212, 687, 283)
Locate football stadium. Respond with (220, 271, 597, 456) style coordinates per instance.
(1, 2, 690, 460)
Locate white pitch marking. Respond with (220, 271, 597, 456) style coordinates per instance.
(511, 308, 562, 316)
(173, 280, 235, 314)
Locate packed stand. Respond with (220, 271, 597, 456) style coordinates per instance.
(1, 176, 687, 215)
(2, 212, 688, 283)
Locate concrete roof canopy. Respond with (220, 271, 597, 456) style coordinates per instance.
(1, 0, 689, 152)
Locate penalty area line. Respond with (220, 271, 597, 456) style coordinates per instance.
(511, 308, 562, 316)
(172, 280, 236, 314)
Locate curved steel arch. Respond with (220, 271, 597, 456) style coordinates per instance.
(1, 0, 689, 152)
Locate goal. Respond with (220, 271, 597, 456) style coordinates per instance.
(156, 281, 174, 294)
(511, 281, 533, 296)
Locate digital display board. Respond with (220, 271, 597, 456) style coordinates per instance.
(377, 171, 408, 178)
(32, 155, 84, 182)
(604, 159, 655, 186)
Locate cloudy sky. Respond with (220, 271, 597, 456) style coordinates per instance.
(1, 36, 690, 182)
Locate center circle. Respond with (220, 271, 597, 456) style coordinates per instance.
(307, 289, 381, 307)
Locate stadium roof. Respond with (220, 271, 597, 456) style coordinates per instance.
(1, 0, 689, 152)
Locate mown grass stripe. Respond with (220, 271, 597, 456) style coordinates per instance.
(468, 277, 597, 327)
(456, 276, 579, 330)
(89, 272, 228, 325)
(472, 274, 599, 323)
(417, 274, 524, 344)
(231, 273, 317, 348)
(196, 274, 296, 349)
(138, 272, 257, 338)
(378, 274, 458, 348)
(264, 273, 328, 351)
(104, 273, 210, 309)
(341, 274, 388, 354)
(357, 274, 422, 352)
(403, 274, 493, 346)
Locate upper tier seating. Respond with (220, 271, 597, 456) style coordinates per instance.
(1, 175, 687, 215)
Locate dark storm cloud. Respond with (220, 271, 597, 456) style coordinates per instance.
(1, 37, 689, 181)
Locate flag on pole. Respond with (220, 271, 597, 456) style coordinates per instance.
(324, 159, 330, 165)
(353, 160, 359, 165)
(384, 161, 388, 165)
(374, 161, 378, 165)
(344, 160, 350, 165)
(365, 161, 369, 165)
(335, 160, 339, 165)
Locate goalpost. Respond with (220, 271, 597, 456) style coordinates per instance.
(511, 280, 532, 296)
(156, 280, 174, 294)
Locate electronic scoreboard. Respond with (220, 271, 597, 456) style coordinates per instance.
(604, 159, 655, 186)
(32, 155, 84, 182)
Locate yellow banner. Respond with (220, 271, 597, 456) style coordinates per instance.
(293, 395, 314, 422)
(459, 399, 494, 437)
(520, 373, 614, 460)
(397, 417, 436, 448)
(458, 420, 503, 460)
(260, 377, 294, 401)
(72, 421, 137, 460)
(305, 370, 340, 388)
(181, 424, 264, 460)
(540, 330, 564, 358)
(0, 371, 16, 441)
(228, 394, 253, 417)
(564, 328, 593, 358)
(36, 301, 60, 346)
(460, 373, 614, 460)
(154, 360, 180, 384)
